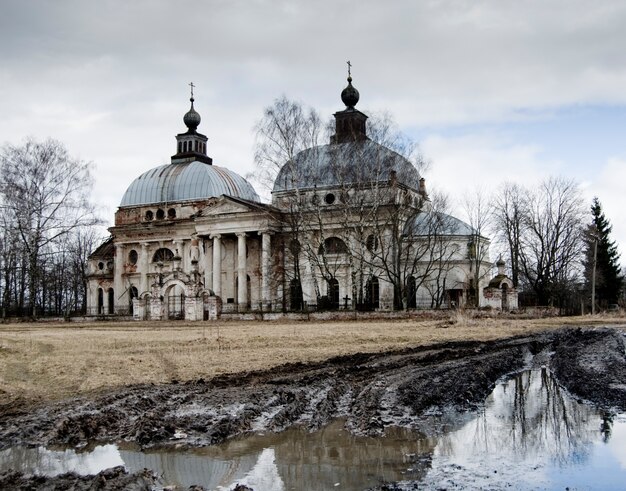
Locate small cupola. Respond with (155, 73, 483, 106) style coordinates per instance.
(331, 62, 369, 144)
(172, 83, 212, 165)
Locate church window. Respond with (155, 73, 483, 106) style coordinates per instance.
(98, 261, 104, 270)
(152, 248, 174, 262)
(366, 234, 379, 252)
(468, 241, 476, 259)
(145, 210, 154, 221)
(156, 208, 165, 220)
(178, 142, 182, 153)
(325, 193, 335, 205)
(167, 208, 176, 219)
(319, 237, 348, 255)
(311, 194, 320, 205)
(128, 250, 138, 265)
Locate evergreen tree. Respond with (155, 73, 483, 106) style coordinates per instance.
(583, 197, 623, 308)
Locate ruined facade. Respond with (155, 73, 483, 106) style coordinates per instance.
(86, 77, 516, 319)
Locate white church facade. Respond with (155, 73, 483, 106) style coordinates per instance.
(86, 76, 517, 320)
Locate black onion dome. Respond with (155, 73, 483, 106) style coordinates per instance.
(341, 76, 360, 108)
(183, 97, 201, 131)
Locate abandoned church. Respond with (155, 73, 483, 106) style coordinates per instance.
(87, 76, 517, 320)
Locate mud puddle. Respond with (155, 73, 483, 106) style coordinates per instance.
(2, 368, 625, 490)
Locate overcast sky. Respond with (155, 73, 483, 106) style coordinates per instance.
(1, 0, 625, 258)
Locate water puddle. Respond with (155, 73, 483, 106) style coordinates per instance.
(1, 368, 625, 490)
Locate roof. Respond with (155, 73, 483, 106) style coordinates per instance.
(120, 161, 260, 207)
(272, 140, 422, 193)
(404, 211, 477, 237)
(89, 236, 114, 260)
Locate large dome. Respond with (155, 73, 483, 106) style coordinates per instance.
(120, 160, 260, 207)
(404, 211, 476, 236)
(272, 140, 422, 193)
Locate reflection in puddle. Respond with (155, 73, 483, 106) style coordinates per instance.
(425, 368, 626, 489)
(1, 369, 625, 490)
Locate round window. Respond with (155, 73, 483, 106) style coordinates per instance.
(156, 209, 165, 220)
(325, 193, 336, 205)
(167, 208, 176, 219)
(145, 210, 154, 221)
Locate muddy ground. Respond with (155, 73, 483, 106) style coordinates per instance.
(1, 327, 625, 490)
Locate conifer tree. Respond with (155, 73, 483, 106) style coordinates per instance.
(583, 197, 623, 308)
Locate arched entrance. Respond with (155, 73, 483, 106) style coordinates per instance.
(97, 288, 104, 315)
(129, 286, 138, 315)
(366, 276, 380, 310)
(165, 283, 185, 320)
(290, 278, 303, 311)
(107, 288, 114, 314)
(406, 275, 416, 309)
(327, 278, 339, 310)
(501, 284, 509, 311)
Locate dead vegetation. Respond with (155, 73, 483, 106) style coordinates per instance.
(0, 314, 624, 407)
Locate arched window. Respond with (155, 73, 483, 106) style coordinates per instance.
(366, 276, 380, 309)
(327, 278, 339, 309)
(152, 248, 174, 262)
(290, 278, 303, 311)
(128, 250, 138, 265)
(319, 237, 348, 255)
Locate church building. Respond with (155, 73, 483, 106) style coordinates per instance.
(86, 75, 517, 320)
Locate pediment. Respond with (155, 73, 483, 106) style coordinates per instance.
(200, 196, 257, 217)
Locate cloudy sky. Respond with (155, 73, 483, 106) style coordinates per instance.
(1, 0, 625, 256)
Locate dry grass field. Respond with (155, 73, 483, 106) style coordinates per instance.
(0, 313, 624, 407)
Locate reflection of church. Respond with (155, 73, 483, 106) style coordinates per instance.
(86, 76, 517, 320)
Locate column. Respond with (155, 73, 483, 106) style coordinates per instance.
(113, 243, 124, 313)
(204, 239, 213, 291)
(261, 231, 272, 310)
(212, 234, 222, 297)
(140, 242, 149, 294)
(237, 233, 247, 310)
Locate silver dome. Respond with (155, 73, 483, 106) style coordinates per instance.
(272, 140, 422, 193)
(120, 161, 260, 207)
(404, 211, 476, 237)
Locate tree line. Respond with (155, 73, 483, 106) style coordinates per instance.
(0, 138, 102, 318)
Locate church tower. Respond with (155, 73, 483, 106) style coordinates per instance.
(172, 82, 212, 165)
(331, 63, 368, 144)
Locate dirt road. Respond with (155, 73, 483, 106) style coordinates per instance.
(1, 327, 624, 454)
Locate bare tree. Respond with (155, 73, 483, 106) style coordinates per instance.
(461, 186, 494, 307)
(0, 138, 101, 317)
(252, 96, 325, 310)
(492, 182, 526, 286)
(518, 176, 585, 306)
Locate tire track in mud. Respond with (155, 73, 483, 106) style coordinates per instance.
(0, 328, 624, 452)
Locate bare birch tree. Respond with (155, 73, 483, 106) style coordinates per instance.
(0, 138, 101, 317)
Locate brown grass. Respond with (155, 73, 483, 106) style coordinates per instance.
(0, 314, 624, 406)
